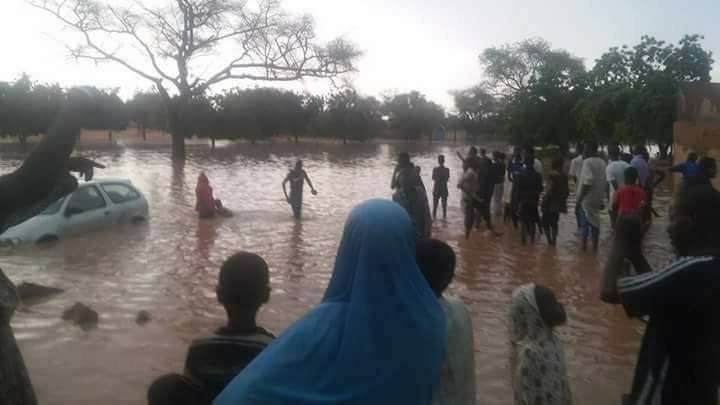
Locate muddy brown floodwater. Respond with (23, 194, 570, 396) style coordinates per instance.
(0, 141, 675, 405)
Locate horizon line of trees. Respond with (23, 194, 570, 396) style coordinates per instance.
(1, 33, 714, 157)
(0, 75, 447, 146)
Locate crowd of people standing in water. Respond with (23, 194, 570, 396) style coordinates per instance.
(5, 92, 720, 405)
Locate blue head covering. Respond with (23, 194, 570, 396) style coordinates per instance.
(214, 199, 446, 405)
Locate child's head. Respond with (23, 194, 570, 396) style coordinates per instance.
(624, 166, 639, 185)
(551, 156, 564, 172)
(217, 252, 270, 314)
(510, 283, 566, 342)
(438, 154, 445, 166)
(534, 284, 567, 328)
(416, 239, 456, 297)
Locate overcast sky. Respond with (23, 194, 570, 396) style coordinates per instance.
(2, 0, 719, 110)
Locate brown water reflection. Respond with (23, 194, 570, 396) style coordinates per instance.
(0, 142, 674, 405)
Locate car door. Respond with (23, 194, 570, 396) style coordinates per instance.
(59, 185, 113, 237)
(99, 183, 145, 223)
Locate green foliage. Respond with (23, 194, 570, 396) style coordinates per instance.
(317, 88, 382, 142)
(0, 74, 64, 143)
(579, 34, 713, 155)
(381, 91, 445, 140)
(479, 38, 586, 147)
(452, 85, 499, 136)
(475, 34, 713, 154)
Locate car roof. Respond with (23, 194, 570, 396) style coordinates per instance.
(80, 177, 133, 186)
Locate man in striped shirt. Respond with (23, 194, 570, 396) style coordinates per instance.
(148, 252, 273, 405)
(602, 185, 720, 405)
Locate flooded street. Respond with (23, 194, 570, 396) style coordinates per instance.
(0, 142, 674, 405)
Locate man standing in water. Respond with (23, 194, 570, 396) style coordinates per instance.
(282, 160, 317, 220)
(568, 143, 585, 232)
(432, 155, 450, 220)
(576, 141, 607, 253)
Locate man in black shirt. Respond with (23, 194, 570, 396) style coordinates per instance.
(602, 185, 720, 405)
(148, 253, 274, 404)
(432, 155, 450, 220)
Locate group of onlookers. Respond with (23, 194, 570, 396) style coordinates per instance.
(148, 198, 579, 405)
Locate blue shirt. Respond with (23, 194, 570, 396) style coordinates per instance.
(671, 161, 699, 179)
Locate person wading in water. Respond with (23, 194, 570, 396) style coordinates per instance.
(282, 160, 317, 220)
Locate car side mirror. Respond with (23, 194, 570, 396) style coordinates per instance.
(65, 207, 83, 217)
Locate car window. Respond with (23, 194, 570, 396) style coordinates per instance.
(101, 183, 141, 204)
(66, 186, 107, 213)
(40, 196, 66, 215)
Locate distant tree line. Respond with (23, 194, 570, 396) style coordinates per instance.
(452, 34, 714, 158)
(0, 75, 447, 145)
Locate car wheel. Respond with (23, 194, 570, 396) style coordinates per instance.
(36, 235, 59, 244)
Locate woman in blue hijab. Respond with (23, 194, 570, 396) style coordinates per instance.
(214, 199, 446, 405)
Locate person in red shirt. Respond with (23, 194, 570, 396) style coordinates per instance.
(196, 172, 217, 218)
(612, 167, 647, 216)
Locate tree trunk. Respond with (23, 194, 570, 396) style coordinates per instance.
(0, 269, 38, 405)
(17, 134, 27, 146)
(294, 133, 299, 144)
(142, 124, 147, 141)
(453, 128, 457, 144)
(658, 144, 670, 160)
(108, 129, 112, 143)
(167, 97, 188, 161)
(211, 136, 216, 149)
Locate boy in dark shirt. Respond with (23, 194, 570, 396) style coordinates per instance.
(602, 186, 720, 405)
(541, 156, 569, 246)
(516, 149, 543, 244)
(432, 155, 450, 220)
(148, 253, 273, 405)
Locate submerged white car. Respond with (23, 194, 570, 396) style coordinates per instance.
(0, 178, 149, 244)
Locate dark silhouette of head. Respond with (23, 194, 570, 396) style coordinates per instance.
(469, 147, 478, 157)
(688, 151, 699, 162)
(668, 185, 720, 257)
(147, 374, 207, 405)
(534, 284, 567, 328)
(523, 147, 535, 167)
(633, 144, 646, 156)
(217, 252, 271, 316)
(416, 239, 456, 297)
(575, 143, 585, 156)
(397, 152, 411, 168)
(621, 153, 632, 164)
(480, 148, 487, 157)
(624, 166, 639, 185)
(608, 144, 620, 161)
(438, 155, 445, 166)
(585, 141, 598, 157)
(295, 160, 303, 171)
(551, 156, 564, 172)
(699, 157, 717, 179)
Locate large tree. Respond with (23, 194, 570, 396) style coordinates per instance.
(480, 38, 586, 147)
(381, 91, 445, 141)
(583, 34, 713, 156)
(33, 0, 360, 160)
(452, 85, 499, 137)
(322, 88, 381, 143)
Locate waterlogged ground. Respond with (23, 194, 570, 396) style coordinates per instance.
(0, 141, 674, 404)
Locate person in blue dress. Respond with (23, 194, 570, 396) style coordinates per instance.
(214, 199, 446, 405)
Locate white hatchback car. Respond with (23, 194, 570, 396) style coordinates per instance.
(0, 177, 149, 244)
